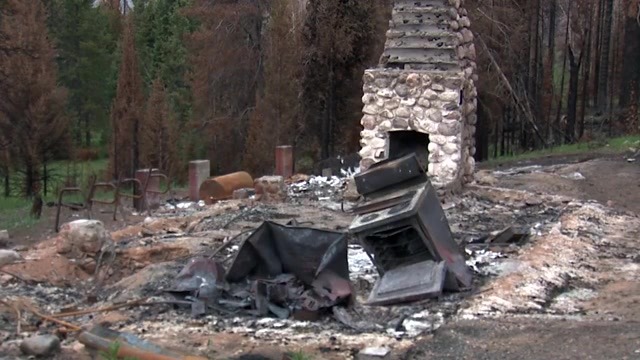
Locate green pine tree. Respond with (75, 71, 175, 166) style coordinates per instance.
(133, 0, 193, 123)
(47, 0, 119, 150)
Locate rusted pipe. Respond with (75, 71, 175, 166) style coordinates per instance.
(198, 171, 253, 205)
(87, 182, 119, 221)
(78, 330, 207, 360)
(143, 172, 172, 215)
(55, 187, 85, 232)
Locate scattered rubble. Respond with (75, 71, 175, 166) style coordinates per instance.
(254, 176, 287, 202)
(358, 347, 391, 360)
(288, 175, 346, 201)
(2, 158, 639, 359)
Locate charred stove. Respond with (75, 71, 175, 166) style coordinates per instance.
(349, 153, 472, 306)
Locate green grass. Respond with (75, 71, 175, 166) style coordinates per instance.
(483, 135, 640, 166)
(0, 158, 110, 232)
(0, 157, 185, 232)
(0, 196, 38, 231)
(46, 158, 110, 193)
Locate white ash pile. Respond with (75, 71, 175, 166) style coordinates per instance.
(287, 175, 348, 201)
(162, 200, 206, 213)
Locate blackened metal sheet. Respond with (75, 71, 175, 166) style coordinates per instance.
(367, 260, 446, 306)
(416, 181, 473, 290)
(225, 221, 349, 286)
(354, 153, 425, 196)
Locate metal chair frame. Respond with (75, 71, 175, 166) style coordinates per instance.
(54, 170, 173, 232)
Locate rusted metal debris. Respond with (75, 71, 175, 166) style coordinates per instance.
(198, 171, 254, 205)
(55, 170, 173, 232)
(78, 325, 207, 360)
(367, 260, 447, 306)
(349, 155, 473, 306)
(167, 222, 352, 320)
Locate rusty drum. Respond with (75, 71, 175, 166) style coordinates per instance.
(198, 171, 253, 205)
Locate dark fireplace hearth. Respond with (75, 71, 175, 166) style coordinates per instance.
(388, 131, 429, 170)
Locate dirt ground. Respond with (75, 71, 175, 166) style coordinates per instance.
(2, 152, 640, 359)
(403, 319, 640, 360)
(405, 151, 640, 360)
(480, 151, 640, 214)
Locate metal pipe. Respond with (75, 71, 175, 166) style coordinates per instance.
(78, 330, 207, 360)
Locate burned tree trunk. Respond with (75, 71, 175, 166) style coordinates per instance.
(620, 2, 640, 109)
(580, 13, 594, 139)
(544, 0, 557, 139)
(554, 0, 572, 145)
(566, 46, 581, 143)
(597, 0, 614, 110)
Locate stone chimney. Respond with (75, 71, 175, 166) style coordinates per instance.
(359, 0, 478, 192)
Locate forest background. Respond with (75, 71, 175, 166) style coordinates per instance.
(0, 0, 639, 203)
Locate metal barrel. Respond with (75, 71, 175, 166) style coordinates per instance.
(198, 171, 253, 205)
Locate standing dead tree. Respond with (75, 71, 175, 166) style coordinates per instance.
(108, 16, 145, 181)
(0, 0, 70, 198)
(140, 78, 179, 179)
(186, 0, 266, 175)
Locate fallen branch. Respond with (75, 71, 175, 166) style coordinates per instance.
(51, 298, 149, 319)
(78, 329, 209, 360)
(21, 303, 82, 332)
(52, 299, 197, 319)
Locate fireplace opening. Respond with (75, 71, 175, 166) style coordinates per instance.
(388, 131, 429, 170)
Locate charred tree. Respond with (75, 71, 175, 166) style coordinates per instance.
(566, 46, 582, 143)
(140, 78, 179, 180)
(108, 17, 144, 180)
(620, 0, 640, 131)
(597, 0, 614, 111)
(243, 0, 305, 176)
(543, 0, 557, 139)
(186, 0, 265, 175)
(0, 0, 70, 198)
(302, 0, 379, 161)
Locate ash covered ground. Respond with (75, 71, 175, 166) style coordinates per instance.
(2, 161, 640, 359)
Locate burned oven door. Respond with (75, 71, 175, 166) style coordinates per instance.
(354, 217, 447, 305)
